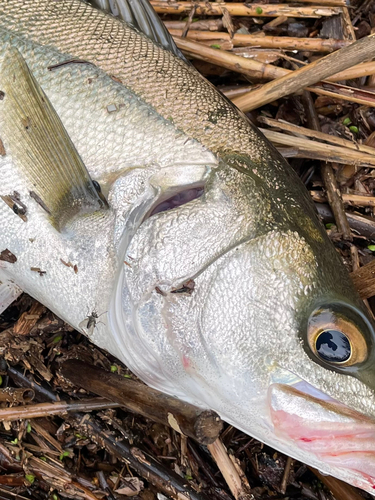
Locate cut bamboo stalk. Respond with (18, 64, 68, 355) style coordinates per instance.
(151, 2, 341, 18)
(169, 29, 348, 52)
(232, 33, 375, 111)
(261, 129, 375, 167)
(258, 116, 375, 156)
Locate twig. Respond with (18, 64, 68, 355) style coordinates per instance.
(164, 19, 223, 31)
(73, 414, 211, 500)
(260, 129, 375, 167)
(207, 438, 252, 500)
(302, 90, 352, 241)
(181, 3, 197, 38)
(287, 0, 345, 4)
(321, 163, 352, 240)
(232, 33, 375, 112)
(280, 456, 292, 494)
(169, 30, 348, 52)
(175, 37, 288, 79)
(0, 397, 120, 421)
(61, 359, 223, 445)
(257, 117, 375, 156)
(175, 37, 375, 98)
(312, 191, 375, 207)
(151, 2, 341, 18)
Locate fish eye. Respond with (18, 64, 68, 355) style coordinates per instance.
(315, 329, 351, 363)
(307, 307, 368, 367)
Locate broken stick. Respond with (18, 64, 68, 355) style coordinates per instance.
(61, 359, 223, 445)
(232, 33, 375, 112)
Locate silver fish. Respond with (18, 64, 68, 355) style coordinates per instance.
(1, 0, 375, 491)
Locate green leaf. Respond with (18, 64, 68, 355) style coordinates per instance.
(53, 335, 63, 343)
(110, 365, 118, 373)
(368, 245, 375, 252)
(52, 494, 59, 500)
(26, 422, 32, 433)
(210, 44, 221, 49)
(349, 125, 358, 133)
(185, 475, 193, 480)
(10, 438, 18, 445)
(325, 223, 334, 229)
(40, 456, 47, 461)
(342, 117, 351, 126)
(25, 474, 35, 484)
(123, 374, 132, 378)
(255, 6, 263, 14)
(59, 451, 70, 460)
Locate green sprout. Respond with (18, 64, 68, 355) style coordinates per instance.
(255, 6, 263, 14)
(25, 474, 35, 484)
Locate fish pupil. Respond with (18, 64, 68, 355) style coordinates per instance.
(316, 330, 351, 363)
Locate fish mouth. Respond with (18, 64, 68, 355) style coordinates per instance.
(268, 369, 375, 492)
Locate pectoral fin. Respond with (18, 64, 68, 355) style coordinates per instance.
(0, 47, 107, 231)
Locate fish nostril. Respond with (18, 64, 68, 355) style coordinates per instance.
(149, 186, 204, 217)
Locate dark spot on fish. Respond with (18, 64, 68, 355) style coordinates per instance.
(0, 138, 5, 156)
(171, 279, 195, 295)
(0, 91, 5, 100)
(155, 286, 166, 296)
(29, 191, 51, 215)
(30, 267, 46, 276)
(22, 116, 31, 130)
(0, 249, 17, 263)
(60, 259, 78, 274)
(110, 75, 123, 84)
(48, 59, 95, 71)
(1, 193, 27, 222)
(208, 106, 228, 125)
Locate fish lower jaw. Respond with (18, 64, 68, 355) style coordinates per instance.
(268, 381, 375, 493)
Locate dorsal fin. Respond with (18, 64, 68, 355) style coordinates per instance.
(89, 0, 189, 63)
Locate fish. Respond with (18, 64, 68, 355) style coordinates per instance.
(0, 0, 375, 492)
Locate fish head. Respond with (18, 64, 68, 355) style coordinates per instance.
(109, 158, 375, 492)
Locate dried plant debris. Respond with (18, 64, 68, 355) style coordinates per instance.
(2, 1, 375, 500)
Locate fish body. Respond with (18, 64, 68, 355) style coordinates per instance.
(1, 0, 375, 491)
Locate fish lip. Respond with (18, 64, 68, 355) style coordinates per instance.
(268, 366, 375, 491)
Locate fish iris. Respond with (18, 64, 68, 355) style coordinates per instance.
(316, 330, 351, 363)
